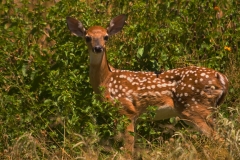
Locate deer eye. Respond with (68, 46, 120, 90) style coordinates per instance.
(85, 36, 92, 42)
(104, 35, 109, 41)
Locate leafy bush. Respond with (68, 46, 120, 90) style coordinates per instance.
(0, 0, 239, 159)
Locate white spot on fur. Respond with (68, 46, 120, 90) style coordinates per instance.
(132, 82, 139, 85)
(218, 73, 226, 85)
(200, 73, 206, 76)
(126, 89, 133, 95)
(156, 92, 161, 96)
(119, 85, 122, 90)
(148, 91, 156, 97)
(162, 84, 167, 87)
(161, 91, 173, 97)
(119, 75, 126, 78)
(167, 84, 172, 87)
(112, 90, 115, 95)
(127, 77, 133, 83)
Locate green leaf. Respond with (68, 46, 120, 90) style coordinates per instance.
(22, 64, 27, 77)
(137, 47, 144, 58)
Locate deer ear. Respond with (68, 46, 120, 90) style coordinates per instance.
(66, 17, 86, 37)
(107, 14, 127, 36)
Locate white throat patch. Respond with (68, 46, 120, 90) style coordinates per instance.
(89, 50, 104, 65)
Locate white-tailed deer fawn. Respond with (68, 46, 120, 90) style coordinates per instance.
(66, 14, 229, 157)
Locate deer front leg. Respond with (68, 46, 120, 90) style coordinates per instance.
(118, 98, 138, 158)
(123, 118, 135, 158)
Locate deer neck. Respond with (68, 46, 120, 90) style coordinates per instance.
(89, 50, 112, 93)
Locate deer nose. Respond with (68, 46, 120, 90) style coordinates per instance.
(93, 45, 103, 53)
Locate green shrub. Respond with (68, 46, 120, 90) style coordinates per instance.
(0, 0, 239, 159)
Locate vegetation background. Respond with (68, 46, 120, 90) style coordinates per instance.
(0, 0, 239, 159)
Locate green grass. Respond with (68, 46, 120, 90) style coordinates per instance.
(0, 0, 240, 159)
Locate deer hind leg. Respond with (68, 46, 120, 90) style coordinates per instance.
(179, 104, 219, 139)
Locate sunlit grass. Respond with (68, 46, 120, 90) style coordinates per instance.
(1, 0, 239, 159)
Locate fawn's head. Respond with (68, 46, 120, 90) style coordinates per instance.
(66, 15, 127, 64)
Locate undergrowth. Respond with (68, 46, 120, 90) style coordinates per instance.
(0, 0, 240, 159)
